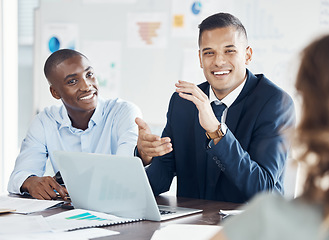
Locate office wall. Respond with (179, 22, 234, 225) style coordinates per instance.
(1, 0, 18, 193)
(0, 0, 3, 192)
(34, 0, 329, 130)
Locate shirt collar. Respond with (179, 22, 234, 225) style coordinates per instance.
(209, 75, 247, 108)
(89, 97, 104, 127)
(59, 97, 104, 131)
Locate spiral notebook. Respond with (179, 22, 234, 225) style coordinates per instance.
(46, 209, 141, 231)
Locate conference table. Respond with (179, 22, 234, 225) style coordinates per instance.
(37, 195, 241, 240)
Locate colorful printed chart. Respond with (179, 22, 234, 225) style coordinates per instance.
(136, 22, 161, 45)
(66, 212, 108, 221)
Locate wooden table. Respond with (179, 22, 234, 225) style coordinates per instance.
(38, 195, 241, 240)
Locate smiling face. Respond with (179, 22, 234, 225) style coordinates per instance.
(48, 55, 99, 116)
(199, 26, 252, 100)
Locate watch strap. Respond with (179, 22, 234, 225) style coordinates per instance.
(206, 124, 225, 140)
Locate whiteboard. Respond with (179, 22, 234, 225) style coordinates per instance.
(33, 0, 329, 130)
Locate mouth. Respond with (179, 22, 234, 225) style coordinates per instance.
(79, 91, 97, 101)
(212, 70, 231, 76)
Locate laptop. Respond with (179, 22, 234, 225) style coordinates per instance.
(53, 151, 202, 221)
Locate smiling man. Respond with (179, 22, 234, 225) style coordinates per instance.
(8, 49, 141, 200)
(136, 13, 295, 203)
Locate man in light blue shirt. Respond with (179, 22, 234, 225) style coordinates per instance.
(7, 49, 142, 200)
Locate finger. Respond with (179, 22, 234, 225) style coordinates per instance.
(53, 184, 68, 200)
(156, 147, 173, 156)
(34, 188, 54, 200)
(141, 133, 165, 142)
(141, 142, 173, 157)
(176, 80, 199, 90)
(63, 187, 69, 194)
(44, 177, 67, 200)
(177, 92, 203, 106)
(40, 176, 62, 200)
(140, 136, 170, 148)
(176, 80, 208, 97)
(177, 85, 207, 100)
(135, 117, 150, 132)
(176, 80, 193, 86)
(176, 84, 207, 102)
(41, 191, 55, 200)
(34, 192, 48, 200)
(30, 191, 46, 200)
(149, 146, 173, 157)
(140, 139, 171, 150)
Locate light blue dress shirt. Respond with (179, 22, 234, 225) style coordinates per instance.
(8, 97, 142, 194)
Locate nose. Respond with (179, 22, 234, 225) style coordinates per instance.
(214, 53, 226, 66)
(79, 78, 92, 91)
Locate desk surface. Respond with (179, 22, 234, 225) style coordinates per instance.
(38, 195, 241, 240)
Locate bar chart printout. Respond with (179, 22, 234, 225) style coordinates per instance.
(66, 212, 108, 221)
(46, 209, 141, 231)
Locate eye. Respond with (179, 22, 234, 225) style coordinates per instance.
(67, 79, 77, 85)
(226, 49, 236, 53)
(86, 72, 94, 78)
(203, 51, 214, 56)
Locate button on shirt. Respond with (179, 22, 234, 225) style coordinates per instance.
(7, 97, 142, 194)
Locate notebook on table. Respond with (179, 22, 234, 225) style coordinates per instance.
(53, 151, 202, 222)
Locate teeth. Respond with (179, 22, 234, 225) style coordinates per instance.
(80, 93, 94, 100)
(214, 71, 230, 75)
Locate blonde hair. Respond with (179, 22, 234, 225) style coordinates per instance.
(295, 34, 329, 227)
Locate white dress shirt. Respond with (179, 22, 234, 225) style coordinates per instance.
(209, 77, 247, 124)
(207, 77, 246, 148)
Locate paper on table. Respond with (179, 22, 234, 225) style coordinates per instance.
(0, 228, 119, 240)
(219, 209, 244, 216)
(151, 224, 222, 240)
(0, 195, 63, 214)
(46, 209, 141, 232)
(0, 208, 16, 213)
(0, 215, 51, 234)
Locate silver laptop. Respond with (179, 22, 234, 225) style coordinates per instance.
(53, 151, 202, 221)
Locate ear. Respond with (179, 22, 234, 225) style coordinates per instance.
(245, 46, 253, 65)
(50, 86, 61, 100)
(198, 50, 203, 68)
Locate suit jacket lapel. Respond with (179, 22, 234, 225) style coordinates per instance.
(226, 70, 258, 133)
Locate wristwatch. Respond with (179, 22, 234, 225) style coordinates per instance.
(205, 123, 227, 140)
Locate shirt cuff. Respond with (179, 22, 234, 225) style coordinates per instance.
(134, 145, 141, 158)
(208, 139, 215, 149)
(19, 174, 36, 194)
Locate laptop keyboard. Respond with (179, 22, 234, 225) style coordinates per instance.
(159, 210, 176, 215)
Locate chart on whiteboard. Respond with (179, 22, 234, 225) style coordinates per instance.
(127, 12, 168, 48)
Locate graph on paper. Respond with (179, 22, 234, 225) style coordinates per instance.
(46, 209, 142, 231)
(66, 212, 108, 221)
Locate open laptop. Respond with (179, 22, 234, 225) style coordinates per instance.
(53, 151, 202, 221)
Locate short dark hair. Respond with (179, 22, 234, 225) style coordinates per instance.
(198, 12, 247, 46)
(44, 49, 87, 84)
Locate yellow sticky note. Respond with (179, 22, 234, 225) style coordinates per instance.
(173, 15, 184, 28)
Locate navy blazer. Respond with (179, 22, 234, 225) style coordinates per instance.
(146, 69, 295, 203)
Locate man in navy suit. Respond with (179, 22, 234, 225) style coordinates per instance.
(136, 13, 295, 203)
